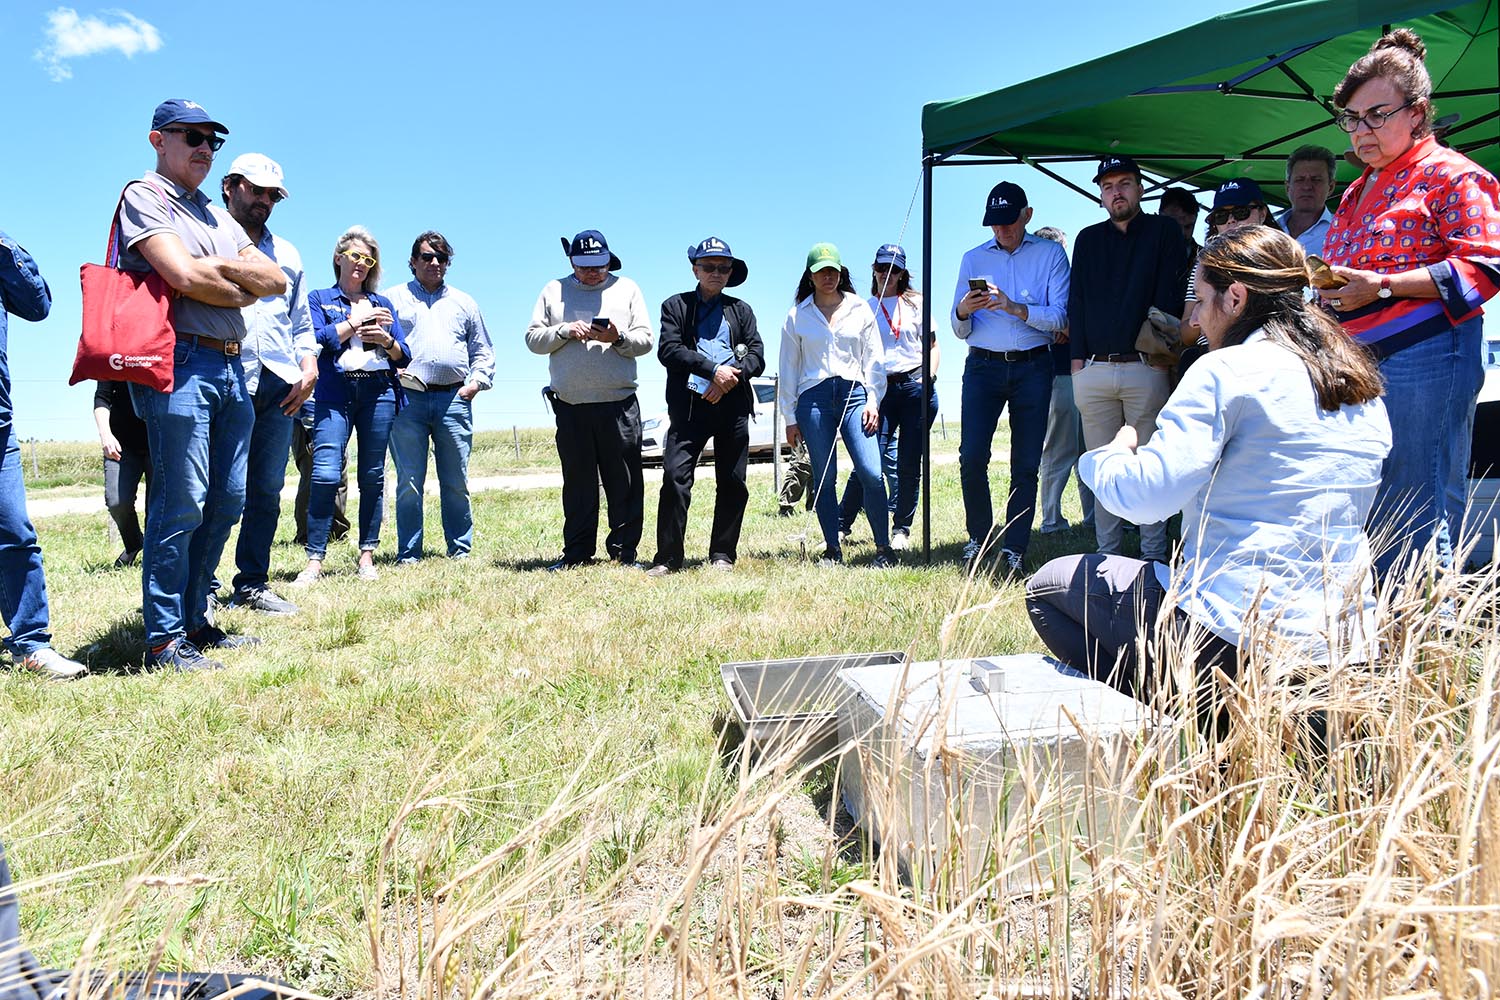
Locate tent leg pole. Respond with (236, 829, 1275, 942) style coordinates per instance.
(921, 153, 934, 565)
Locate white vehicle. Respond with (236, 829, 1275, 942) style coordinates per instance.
(641, 376, 785, 464)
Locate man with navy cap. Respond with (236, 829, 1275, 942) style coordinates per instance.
(525, 231, 653, 569)
(115, 99, 286, 672)
(218, 153, 316, 618)
(952, 181, 1071, 576)
(647, 237, 764, 576)
(1067, 155, 1187, 562)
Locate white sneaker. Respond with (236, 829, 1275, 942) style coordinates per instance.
(15, 647, 87, 681)
(356, 561, 379, 582)
(290, 566, 321, 589)
(890, 530, 910, 551)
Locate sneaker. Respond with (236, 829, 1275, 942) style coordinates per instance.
(890, 529, 910, 552)
(188, 625, 262, 650)
(356, 561, 379, 582)
(709, 557, 734, 572)
(546, 557, 591, 572)
(999, 548, 1025, 579)
(113, 548, 140, 568)
(960, 539, 983, 566)
(778, 505, 795, 518)
(871, 547, 898, 569)
(14, 647, 87, 681)
(290, 566, 321, 588)
(818, 549, 843, 567)
(230, 587, 299, 616)
(645, 563, 675, 578)
(148, 638, 224, 673)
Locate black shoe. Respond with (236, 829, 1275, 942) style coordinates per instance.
(147, 638, 224, 673)
(871, 547, 898, 569)
(546, 557, 591, 572)
(187, 625, 262, 651)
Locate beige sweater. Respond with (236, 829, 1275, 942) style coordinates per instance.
(524, 274, 653, 404)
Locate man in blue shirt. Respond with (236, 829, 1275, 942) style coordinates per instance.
(219, 154, 317, 617)
(951, 182, 1071, 576)
(385, 232, 495, 563)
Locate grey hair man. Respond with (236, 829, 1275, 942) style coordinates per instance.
(1276, 144, 1338, 256)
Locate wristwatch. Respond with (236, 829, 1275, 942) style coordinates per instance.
(1377, 276, 1393, 299)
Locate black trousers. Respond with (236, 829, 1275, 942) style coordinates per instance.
(1025, 553, 1237, 703)
(652, 405, 750, 568)
(553, 394, 643, 563)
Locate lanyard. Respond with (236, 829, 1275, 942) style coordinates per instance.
(877, 296, 902, 344)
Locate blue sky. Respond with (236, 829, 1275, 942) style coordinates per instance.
(4, 0, 1316, 441)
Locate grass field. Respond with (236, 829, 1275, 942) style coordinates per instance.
(4, 430, 1497, 999)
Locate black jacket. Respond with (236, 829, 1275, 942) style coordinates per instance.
(658, 290, 765, 419)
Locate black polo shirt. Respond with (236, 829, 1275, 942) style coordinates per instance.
(1067, 212, 1188, 360)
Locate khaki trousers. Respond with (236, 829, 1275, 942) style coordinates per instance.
(1071, 359, 1170, 560)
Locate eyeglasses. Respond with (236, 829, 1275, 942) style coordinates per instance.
(160, 127, 225, 152)
(873, 264, 899, 273)
(695, 263, 733, 275)
(340, 251, 377, 268)
(417, 251, 450, 264)
(1334, 101, 1413, 133)
(245, 183, 284, 204)
(1206, 204, 1261, 227)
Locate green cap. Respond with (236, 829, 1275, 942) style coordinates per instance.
(806, 242, 842, 272)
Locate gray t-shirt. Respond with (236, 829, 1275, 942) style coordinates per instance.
(117, 170, 252, 341)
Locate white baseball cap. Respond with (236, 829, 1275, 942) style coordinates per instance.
(226, 153, 289, 199)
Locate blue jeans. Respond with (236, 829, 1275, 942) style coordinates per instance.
(1370, 317, 1485, 580)
(388, 386, 474, 561)
(797, 377, 888, 554)
(958, 348, 1054, 555)
(130, 341, 253, 646)
(839, 371, 938, 534)
(231, 372, 296, 595)
(0, 407, 52, 656)
(306, 376, 397, 559)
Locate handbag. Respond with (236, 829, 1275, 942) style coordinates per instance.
(69, 182, 177, 393)
(1134, 307, 1185, 368)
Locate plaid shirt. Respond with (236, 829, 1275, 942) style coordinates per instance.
(1324, 135, 1500, 358)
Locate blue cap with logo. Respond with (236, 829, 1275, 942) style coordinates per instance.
(873, 244, 907, 270)
(687, 236, 748, 287)
(151, 98, 228, 134)
(1092, 154, 1141, 183)
(982, 182, 1028, 226)
(561, 230, 621, 271)
(1211, 177, 1267, 208)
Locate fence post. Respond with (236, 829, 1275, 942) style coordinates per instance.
(513, 426, 521, 461)
(771, 375, 781, 496)
(29, 439, 38, 479)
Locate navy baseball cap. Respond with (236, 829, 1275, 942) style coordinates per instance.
(561, 230, 621, 271)
(1093, 155, 1141, 183)
(982, 182, 1028, 226)
(873, 244, 907, 270)
(151, 98, 228, 134)
(1212, 177, 1268, 208)
(687, 236, 747, 287)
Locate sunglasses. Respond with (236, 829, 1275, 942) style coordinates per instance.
(695, 263, 733, 275)
(1206, 204, 1262, 227)
(417, 251, 450, 264)
(341, 251, 377, 268)
(1305, 255, 1350, 290)
(873, 264, 900, 272)
(1334, 101, 1413, 134)
(245, 183, 284, 204)
(160, 127, 225, 152)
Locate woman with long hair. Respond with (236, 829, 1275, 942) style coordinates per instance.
(297, 226, 409, 586)
(777, 243, 893, 566)
(837, 244, 939, 550)
(1027, 227, 1391, 707)
(1323, 29, 1500, 582)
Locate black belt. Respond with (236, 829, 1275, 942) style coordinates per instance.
(411, 381, 462, 392)
(1087, 353, 1144, 363)
(343, 369, 390, 380)
(970, 345, 1048, 362)
(887, 368, 923, 383)
(177, 334, 241, 357)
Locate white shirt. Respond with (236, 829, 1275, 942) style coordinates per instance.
(777, 291, 885, 423)
(868, 294, 930, 374)
(1276, 207, 1335, 258)
(239, 228, 315, 393)
(1080, 332, 1391, 660)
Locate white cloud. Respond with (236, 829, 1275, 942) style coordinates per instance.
(34, 7, 163, 82)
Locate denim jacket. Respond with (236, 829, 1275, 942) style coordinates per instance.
(0, 231, 51, 394)
(308, 285, 410, 408)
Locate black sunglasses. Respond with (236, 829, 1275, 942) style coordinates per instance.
(245, 182, 284, 204)
(161, 126, 225, 152)
(417, 251, 450, 264)
(1206, 204, 1261, 227)
(696, 262, 733, 275)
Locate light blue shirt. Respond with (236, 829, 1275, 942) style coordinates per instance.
(1080, 332, 1391, 660)
(240, 227, 314, 393)
(950, 233, 1070, 352)
(1276, 207, 1335, 258)
(384, 280, 495, 389)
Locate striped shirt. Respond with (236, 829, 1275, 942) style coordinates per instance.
(1323, 136, 1500, 358)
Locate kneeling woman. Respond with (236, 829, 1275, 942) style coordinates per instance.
(1026, 227, 1390, 704)
(298, 226, 409, 585)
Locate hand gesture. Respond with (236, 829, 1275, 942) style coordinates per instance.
(957, 286, 992, 320)
(1111, 424, 1139, 453)
(99, 431, 122, 461)
(861, 400, 880, 435)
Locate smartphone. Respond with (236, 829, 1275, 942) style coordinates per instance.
(591, 316, 610, 330)
(968, 278, 989, 293)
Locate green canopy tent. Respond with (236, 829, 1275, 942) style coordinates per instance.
(910, 0, 1497, 558)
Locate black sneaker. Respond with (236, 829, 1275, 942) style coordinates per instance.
(187, 625, 262, 651)
(871, 547, 898, 569)
(229, 587, 299, 616)
(999, 548, 1025, 580)
(148, 638, 224, 673)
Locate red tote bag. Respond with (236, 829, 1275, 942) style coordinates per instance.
(69, 183, 176, 392)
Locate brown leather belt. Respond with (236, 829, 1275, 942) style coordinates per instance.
(177, 334, 241, 357)
(1087, 353, 1143, 363)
